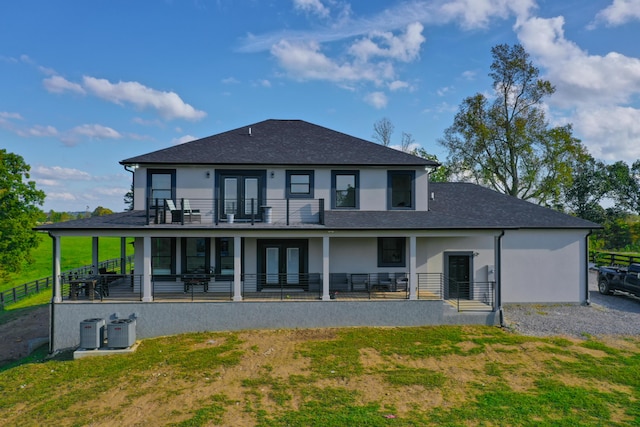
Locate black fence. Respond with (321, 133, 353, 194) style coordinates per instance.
(1, 256, 134, 308)
(590, 251, 640, 267)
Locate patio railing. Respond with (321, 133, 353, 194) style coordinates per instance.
(57, 272, 496, 311)
(146, 197, 325, 226)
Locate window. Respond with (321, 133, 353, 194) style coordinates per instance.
(332, 170, 359, 209)
(151, 237, 175, 276)
(378, 237, 406, 267)
(286, 170, 314, 199)
(147, 169, 175, 208)
(215, 237, 235, 278)
(182, 238, 210, 274)
(388, 171, 414, 209)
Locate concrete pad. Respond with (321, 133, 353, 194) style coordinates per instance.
(73, 342, 139, 359)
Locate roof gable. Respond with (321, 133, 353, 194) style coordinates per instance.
(121, 119, 437, 167)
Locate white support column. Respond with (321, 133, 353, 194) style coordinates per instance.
(52, 234, 62, 303)
(142, 236, 153, 302)
(322, 236, 330, 301)
(409, 235, 417, 300)
(233, 236, 242, 301)
(92, 236, 99, 274)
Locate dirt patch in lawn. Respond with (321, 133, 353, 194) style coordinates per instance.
(0, 305, 49, 366)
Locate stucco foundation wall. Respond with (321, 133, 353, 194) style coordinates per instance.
(51, 301, 497, 352)
(501, 229, 587, 304)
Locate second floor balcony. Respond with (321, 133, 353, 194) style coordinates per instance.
(146, 197, 325, 226)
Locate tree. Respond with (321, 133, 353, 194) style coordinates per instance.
(0, 149, 46, 277)
(92, 206, 113, 216)
(562, 154, 609, 223)
(607, 160, 640, 214)
(372, 117, 394, 146)
(124, 183, 134, 211)
(439, 44, 586, 205)
(412, 147, 450, 182)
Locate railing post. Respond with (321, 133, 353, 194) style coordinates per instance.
(180, 198, 185, 225)
(286, 198, 290, 225)
(251, 198, 255, 225)
(319, 199, 324, 225)
(214, 198, 219, 225)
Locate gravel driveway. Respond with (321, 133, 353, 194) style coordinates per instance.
(503, 270, 640, 338)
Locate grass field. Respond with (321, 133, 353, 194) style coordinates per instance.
(0, 325, 638, 426)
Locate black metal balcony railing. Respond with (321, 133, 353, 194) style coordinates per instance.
(146, 197, 325, 226)
(59, 272, 495, 311)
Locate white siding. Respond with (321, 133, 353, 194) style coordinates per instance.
(501, 229, 587, 304)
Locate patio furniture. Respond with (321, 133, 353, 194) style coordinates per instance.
(351, 274, 369, 291)
(182, 274, 210, 293)
(329, 273, 349, 292)
(183, 199, 201, 223)
(374, 272, 393, 291)
(395, 273, 409, 292)
(165, 199, 181, 223)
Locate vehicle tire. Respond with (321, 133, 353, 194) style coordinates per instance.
(598, 279, 613, 295)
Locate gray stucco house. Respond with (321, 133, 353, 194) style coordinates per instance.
(38, 119, 599, 352)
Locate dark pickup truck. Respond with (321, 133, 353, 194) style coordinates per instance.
(598, 263, 640, 296)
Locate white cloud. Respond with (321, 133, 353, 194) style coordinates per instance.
(573, 106, 640, 161)
(388, 80, 409, 91)
(0, 111, 23, 120)
(82, 76, 207, 121)
(172, 135, 197, 145)
(516, 14, 640, 161)
(43, 75, 86, 95)
(222, 77, 240, 84)
(364, 91, 388, 109)
(46, 192, 78, 201)
(591, 0, 640, 28)
(19, 125, 58, 137)
(60, 124, 122, 146)
(461, 70, 476, 80)
(293, 0, 330, 18)
(349, 22, 425, 62)
(35, 166, 93, 181)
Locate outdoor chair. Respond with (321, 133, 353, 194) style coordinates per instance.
(374, 272, 393, 291)
(395, 273, 409, 292)
(350, 274, 369, 291)
(329, 273, 349, 292)
(183, 199, 201, 223)
(165, 199, 181, 223)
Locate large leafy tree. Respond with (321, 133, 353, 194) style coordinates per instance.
(439, 44, 586, 205)
(562, 154, 609, 223)
(0, 149, 46, 276)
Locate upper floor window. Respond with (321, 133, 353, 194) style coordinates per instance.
(388, 171, 415, 209)
(332, 170, 359, 209)
(147, 169, 175, 208)
(286, 170, 314, 199)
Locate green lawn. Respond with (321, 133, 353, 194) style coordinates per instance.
(1, 326, 638, 426)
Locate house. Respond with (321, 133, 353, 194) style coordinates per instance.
(38, 119, 599, 352)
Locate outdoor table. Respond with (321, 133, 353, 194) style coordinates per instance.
(69, 278, 98, 301)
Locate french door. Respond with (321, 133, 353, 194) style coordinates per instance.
(219, 171, 265, 221)
(258, 240, 308, 289)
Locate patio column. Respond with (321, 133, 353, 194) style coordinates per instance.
(142, 236, 153, 302)
(409, 235, 417, 300)
(233, 236, 242, 301)
(120, 237, 127, 275)
(322, 236, 330, 301)
(51, 234, 61, 303)
(92, 237, 99, 274)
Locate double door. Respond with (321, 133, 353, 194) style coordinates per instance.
(258, 240, 307, 289)
(221, 172, 264, 221)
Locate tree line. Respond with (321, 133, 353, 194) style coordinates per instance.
(373, 44, 639, 253)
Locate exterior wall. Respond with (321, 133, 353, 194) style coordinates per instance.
(134, 165, 430, 213)
(51, 301, 497, 352)
(423, 233, 497, 279)
(501, 229, 588, 304)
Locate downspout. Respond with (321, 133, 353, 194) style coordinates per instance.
(585, 230, 593, 306)
(496, 230, 505, 328)
(48, 232, 56, 355)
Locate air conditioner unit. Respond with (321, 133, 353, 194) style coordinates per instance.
(79, 318, 105, 349)
(107, 319, 136, 349)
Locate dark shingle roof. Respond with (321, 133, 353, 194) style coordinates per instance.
(324, 182, 600, 230)
(120, 119, 437, 167)
(37, 183, 600, 232)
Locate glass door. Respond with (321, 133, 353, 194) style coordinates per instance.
(220, 173, 264, 221)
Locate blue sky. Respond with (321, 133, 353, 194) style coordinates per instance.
(2, 0, 639, 212)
